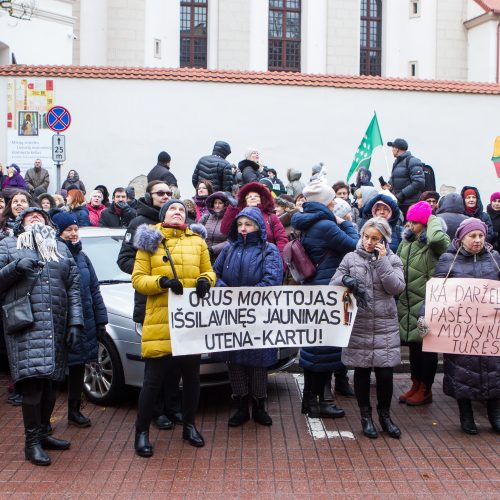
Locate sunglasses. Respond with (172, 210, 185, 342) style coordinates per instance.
(152, 190, 172, 197)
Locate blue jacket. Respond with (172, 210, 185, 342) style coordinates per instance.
(213, 207, 283, 367)
(64, 240, 108, 365)
(358, 194, 403, 253)
(70, 205, 92, 227)
(292, 202, 359, 373)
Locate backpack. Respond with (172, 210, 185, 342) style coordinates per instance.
(405, 157, 436, 192)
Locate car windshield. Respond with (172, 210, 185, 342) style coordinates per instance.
(80, 235, 131, 283)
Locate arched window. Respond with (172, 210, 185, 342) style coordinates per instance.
(360, 0, 382, 76)
(180, 0, 208, 68)
(268, 0, 301, 72)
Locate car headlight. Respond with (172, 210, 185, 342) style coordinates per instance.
(135, 323, 142, 337)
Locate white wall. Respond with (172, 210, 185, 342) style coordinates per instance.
(79, 0, 107, 65)
(302, 0, 327, 74)
(0, 0, 74, 65)
(1, 75, 499, 202)
(467, 20, 499, 82)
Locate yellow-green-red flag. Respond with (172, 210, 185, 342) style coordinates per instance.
(347, 113, 383, 182)
(492, 136, 500, 178)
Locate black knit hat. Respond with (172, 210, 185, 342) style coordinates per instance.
(158, 199, 187, 222)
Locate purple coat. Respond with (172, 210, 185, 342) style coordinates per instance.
(2, 172, 27, 191)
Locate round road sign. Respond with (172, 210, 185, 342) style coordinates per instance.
(46, 106, 71, 132)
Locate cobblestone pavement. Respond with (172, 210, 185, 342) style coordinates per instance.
(0, 369, 498, 499)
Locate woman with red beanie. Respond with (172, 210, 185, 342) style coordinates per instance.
(460, 186, 494, 243)
(397, 201, 450, 406)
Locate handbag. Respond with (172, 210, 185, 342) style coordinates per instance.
(2, 269, 42, 335)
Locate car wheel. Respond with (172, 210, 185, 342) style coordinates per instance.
(84, 334, 126, 406)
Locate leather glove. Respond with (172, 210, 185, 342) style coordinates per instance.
(196, 278, 211, 299)
(96, 324, 107, 341)
(159, 277, 183, 295)
(115, 201, 129, 210)
(16, 258, 42, 274)
(342, 275, 359, 294)
(66, 326, 81, 351)
(417, 316, 430, 338)
(342, 275, 368, 309)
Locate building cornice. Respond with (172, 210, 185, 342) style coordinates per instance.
(464, 10, 500, 29)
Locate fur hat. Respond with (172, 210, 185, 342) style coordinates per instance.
(406, 201, 432, 225)
(332, 198, 351, 219)
(51, 210, 79, 234)
(454, 218, 488, 245)
(158, 199, 187, 222)
(302, 180, 335, 207)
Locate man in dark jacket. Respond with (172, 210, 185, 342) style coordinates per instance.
(436, 193, 467, 240)
(117, 181, 182, 428)
(24, 159, 50, 194)
(192, 140, 233, 193)
(147, 151, 178, 187)
(384, 138, 425, 216)
(98, 187, 137, 228)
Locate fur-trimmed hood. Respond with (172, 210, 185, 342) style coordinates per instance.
(133, 223, 201, 253)
(236, 181, 275, 214)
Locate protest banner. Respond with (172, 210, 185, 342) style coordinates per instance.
(423, 278, 500, 356)
(169, 285, 357, 356)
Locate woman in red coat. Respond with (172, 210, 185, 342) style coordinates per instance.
(220, 181, 288, 256)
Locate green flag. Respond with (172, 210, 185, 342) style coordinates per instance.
(347, 113, 383, 182)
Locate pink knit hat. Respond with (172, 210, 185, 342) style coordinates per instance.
(406, 201, 432, 225)
(490, 191, 500, 202)
(453, 218, 488, 246)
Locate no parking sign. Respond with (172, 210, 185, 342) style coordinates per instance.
(46, 106, 71, 132)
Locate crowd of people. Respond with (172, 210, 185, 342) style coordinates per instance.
(0, 139, 499, 465)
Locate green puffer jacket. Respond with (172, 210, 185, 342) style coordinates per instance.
(397, 215, 450, 343)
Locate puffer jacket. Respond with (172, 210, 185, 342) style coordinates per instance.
(388, 151, 425, 207)
(198, 192, 229, 261)
(460, 186, 494, 243)
(397, 215, 450, 343)
(132, 224, 216, 358)
(358, 194, 403, 253)
(212, 207, 283, 367)
(330, 241, 405, 368)
(0, 236, 84, 382)
(436, 193, 467, 240)
(293, 201, 359, 373)
(192, 141, 233, 193)
(61, 171, 86, 194)
(433, 242, 500, 400)
(86, 203, 106, 227)
(69, 204, 92, 227)
(286, 168, 305, 198)
(487, 203, 500, 251)
(147, 163, 178, 187)
(239, 159, 264, 186)
(117, 197, 160, 323)
(221, 182, 288, 257)
(63, 239, 108, 365)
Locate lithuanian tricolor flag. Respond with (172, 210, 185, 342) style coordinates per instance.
(493, 136, 500, 178)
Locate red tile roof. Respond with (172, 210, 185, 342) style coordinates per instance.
(474, 0, 500, 13)
(0, 65, 499, 95)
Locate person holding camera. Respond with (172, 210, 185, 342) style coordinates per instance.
(0, 207, 83, 466)
(98, 187, 137, 228)
(330, 217, 405, 439)
(131, 200, 215, 456)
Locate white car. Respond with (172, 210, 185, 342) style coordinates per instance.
(79, 227, 297, 405)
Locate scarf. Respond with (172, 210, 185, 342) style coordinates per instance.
(16, 223, 62, 262)
(161, 222, 188, 231)
(465, 206, 476, 215)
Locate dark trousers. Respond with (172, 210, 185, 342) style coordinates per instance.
(68, 364, 85, 401)
(19, 377, 56, 429)
(354, 367, 393, 409)
(136, 354, 200, 431)
(153, 369, 182, 419)
(408, 342, 438, 388)
(228, 364, 268, 399)
(303, 369, 331, 397)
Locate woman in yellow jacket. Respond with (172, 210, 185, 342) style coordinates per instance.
(132, 200, 216, 456)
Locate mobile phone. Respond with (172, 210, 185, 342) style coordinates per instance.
(373, 237, 387, 259)
(378, 176, 386, 186)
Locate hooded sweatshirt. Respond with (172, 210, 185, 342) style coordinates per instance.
(436, 193, 468, 241)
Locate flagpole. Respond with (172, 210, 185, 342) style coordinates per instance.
(382, 145, 391, 178)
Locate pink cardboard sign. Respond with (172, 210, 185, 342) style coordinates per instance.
(423, 278, 500, 356)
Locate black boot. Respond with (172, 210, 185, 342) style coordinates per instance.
(68, 399, 91, 428)
(334, 375, 355, 397)
(360, 407, 378, 439)
(252, 398, 272, 426)
(40, 425, 70, 450)
(134, 429, 153, 457)
(377, 408, 401, 439)
(486, 399, 500, 435)
(25, 426, 51, 466)
(182, 424, 205, 447)
(228, 395, 250, 427)
(457, 399, 478, 435)
(153, 414, 174, 430)
(318, 396, 345, 419)
(301, 390, 314, 414)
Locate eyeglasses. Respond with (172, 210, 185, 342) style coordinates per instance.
(245, 194, 261, 200)
(151, 190, 172, 197)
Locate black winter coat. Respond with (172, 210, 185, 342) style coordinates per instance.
(434, 243, 500, 401)
(117, 197, 159, 323)
(388, 151, 425, 207)
(146, 163, 178, 186)
(98, 202, 136, 228)
(64, 240, 108, 365)
(0, 236, 84, 382)
(69, 205, 92, 227)
(192, 141, 233, 193)
(487, 203, 500, 251)
(436, 193, 467, 240)
(460, 186, 494, 243)
(239, 159, 263, 186)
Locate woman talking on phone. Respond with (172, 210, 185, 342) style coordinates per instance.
(330, 217, 405, 439)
